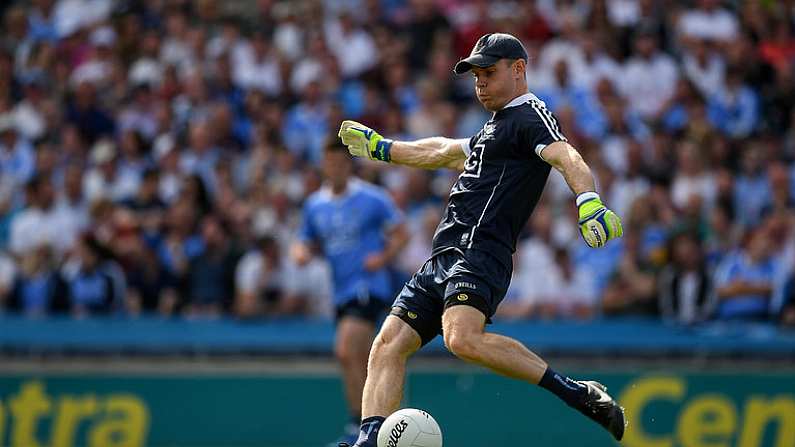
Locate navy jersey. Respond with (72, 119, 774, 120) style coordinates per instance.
(432, 93, 566, 266)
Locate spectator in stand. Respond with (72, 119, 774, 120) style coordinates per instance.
(601, 231, 657, 317)
(5, 246, 66, 316)
(658, 231, 715, 325)
(325, 11, 378, 79)
(713, 228, 778, 321)
(180, 119, 221, 195)
(707, 65, 759, 139)
(681, 38, 725, 99)
(62, 234, 125, 317)
(677, 0, 739, 47)
(120, 167, 167, 242)
(235, 234, 294, 317)
(619, 25, 678, 120)
(184, 214, 239, 317)
(733, 144, 770, 228)
(403, 0, 450, 70)
(763, 161, 795, 217)
(123, 234, 177, 317)
(670, 139, 717, 210)
(8, 174, 70, 256)
(535, 59, 603, 142)
(500, 246, 597, 321)
(0, 114, 35, 189)
(65, 81, 115, 144)
(570, 31, 621, 93)
(659, 79, 703, 134)
(501, 204, 559, 319)
(83, 138, 138, 203)
(283, 79, 330, 165)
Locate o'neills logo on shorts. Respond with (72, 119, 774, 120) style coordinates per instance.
(387, 419, 409, 447)
(455, 282, 477, 290)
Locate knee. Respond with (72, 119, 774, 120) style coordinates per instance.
(335, 335, 369, 366)
(335, 342, 357, 366)
(444, 332, 480, 362)
(370, 332, 398, 359)
(369, 331, 411, 364)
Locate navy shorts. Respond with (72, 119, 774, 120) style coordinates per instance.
(335, 296, 391, 326)
(391, 248, 512, 346)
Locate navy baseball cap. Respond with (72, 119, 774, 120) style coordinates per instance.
(454, 33, 528, 74)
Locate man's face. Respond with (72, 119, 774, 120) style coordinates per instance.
(470, 59, 520, 111)
(322, 150, 351, 187)
(38, 181, 55, 208)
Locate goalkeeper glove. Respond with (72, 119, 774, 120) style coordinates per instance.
(338, 120, 393, 162)
(577, 192, 623, 248)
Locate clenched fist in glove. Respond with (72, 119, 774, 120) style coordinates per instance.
(577, 192, 623, 248)
(338, 120, 393, 162)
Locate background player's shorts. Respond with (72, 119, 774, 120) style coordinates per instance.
(335, 296, 391, 326)
(391, 248, 511, 345)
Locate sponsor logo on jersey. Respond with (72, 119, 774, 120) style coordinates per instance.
(457, 293, 469, 302)
(407, 311, 418, 319)
(481, 123, 497, 140)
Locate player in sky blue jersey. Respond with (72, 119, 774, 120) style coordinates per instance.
(292, 140, 408, 445)
(337, 33, 626, 446)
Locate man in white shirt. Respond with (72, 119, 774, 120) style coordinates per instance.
(232, 31, 282, 96)
(324, 12, 378, 79)
(619, 27, 678, 120)
(9, 175, 75, 257)
(678, 0, 739, 45)
(0, 115, 35, 189)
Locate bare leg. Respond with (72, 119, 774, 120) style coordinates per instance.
(361, 315, 422, 418)
(441, 306, 547, 383)
(441, 305, 626, 441)
(335, 316, 376, 419)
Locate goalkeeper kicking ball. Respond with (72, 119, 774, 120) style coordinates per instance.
(377, 408, 442, 447)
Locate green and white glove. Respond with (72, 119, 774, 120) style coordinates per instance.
(337, 120, 393, 162)
(577, 192, 623, 248)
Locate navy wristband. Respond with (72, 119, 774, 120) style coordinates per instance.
(372, 139, 393, 162)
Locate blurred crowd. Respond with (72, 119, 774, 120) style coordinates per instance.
(0, 0, 794, 327)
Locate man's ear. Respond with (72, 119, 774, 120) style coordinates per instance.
(513, 59, 526, 79)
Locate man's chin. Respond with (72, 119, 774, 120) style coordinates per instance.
(478, 98, 499, 112)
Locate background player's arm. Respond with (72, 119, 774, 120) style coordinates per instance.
(364, 222, 409, 271)
(390, 138, 466, 171)
(290, 241, 315, 266)
(538, 141, 596, 195)
(293, 204, 321, 267)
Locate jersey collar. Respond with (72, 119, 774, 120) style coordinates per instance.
(501, 92, 538, 110)
(318, 177, 364, 201)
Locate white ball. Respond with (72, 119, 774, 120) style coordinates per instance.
(377, 408, 443, 447)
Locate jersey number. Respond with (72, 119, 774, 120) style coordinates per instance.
(462, 143, 484, 178)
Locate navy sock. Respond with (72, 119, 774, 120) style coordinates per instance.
(354, 416, 385, 447)
(538, 367, 588, 408)
(344, 414, 360, 436)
